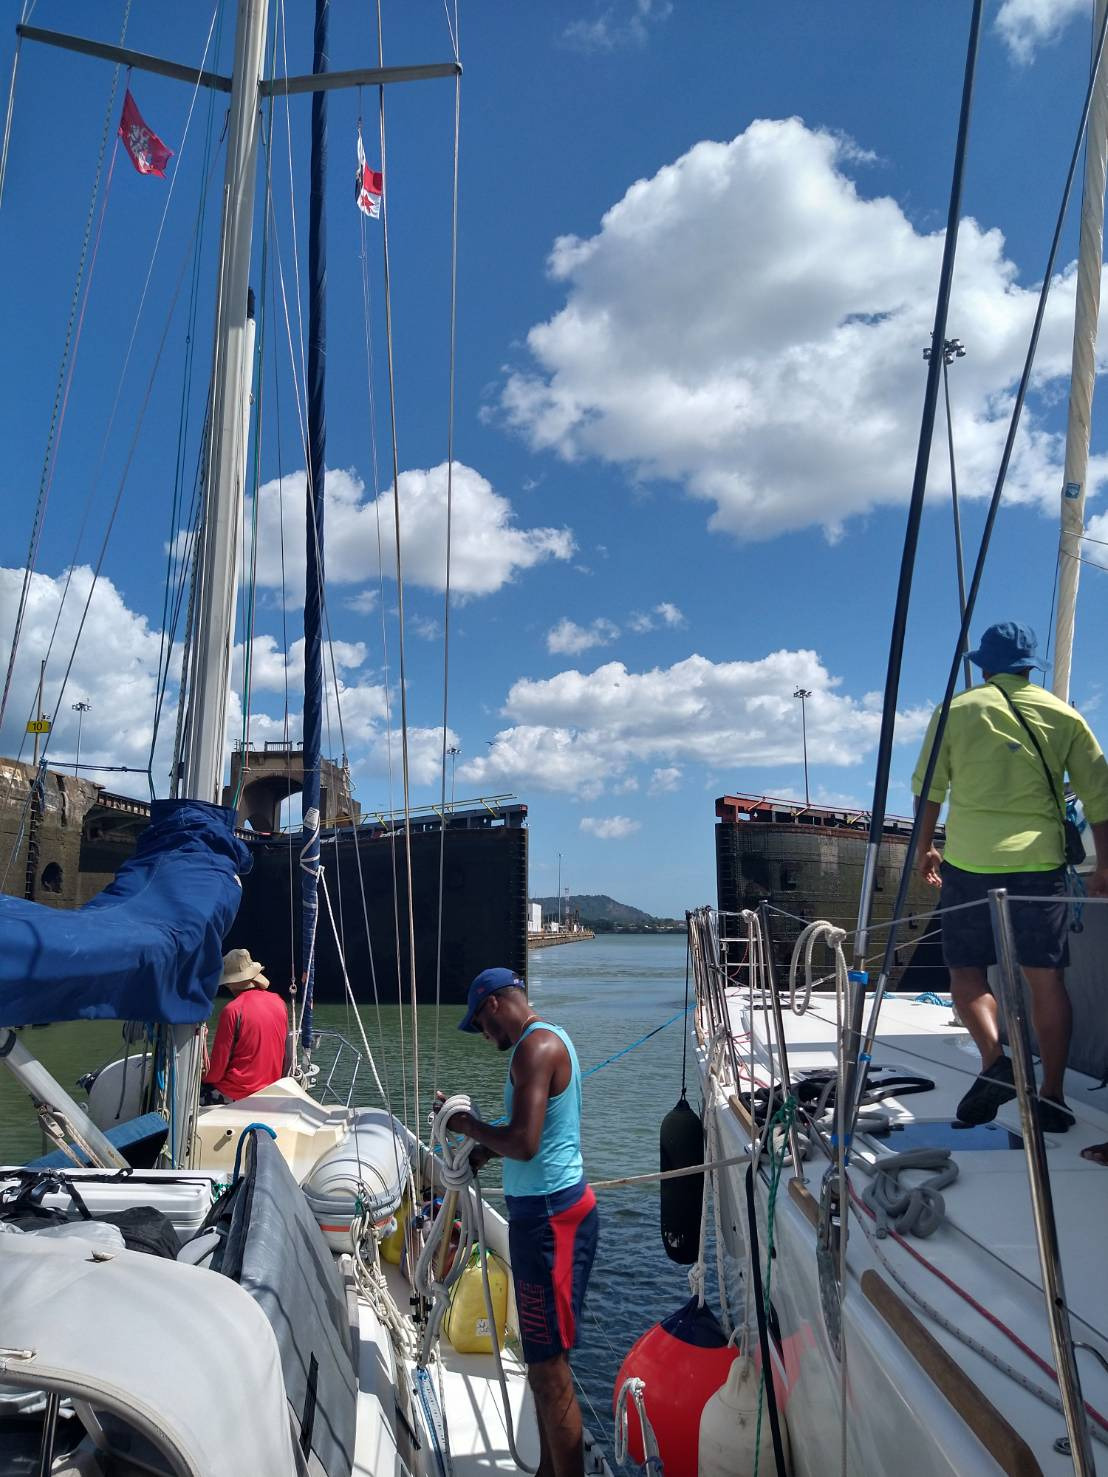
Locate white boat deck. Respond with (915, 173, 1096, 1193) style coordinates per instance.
(353, 1259, 540, 1477)
(712, 986, 1108, 1475)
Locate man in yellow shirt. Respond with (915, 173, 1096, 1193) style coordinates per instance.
(912, 622, 1108, 1133)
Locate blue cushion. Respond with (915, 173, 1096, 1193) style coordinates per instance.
(26, 1111, 168, 1170)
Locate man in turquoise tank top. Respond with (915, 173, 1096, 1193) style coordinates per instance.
(440, 966, 598, 1477)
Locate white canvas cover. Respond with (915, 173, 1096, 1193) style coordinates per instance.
(0, 1232, 298, 1477)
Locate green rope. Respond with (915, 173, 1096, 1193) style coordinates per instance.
(753, 1094, 796, 1477)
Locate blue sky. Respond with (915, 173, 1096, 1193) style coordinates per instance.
(3, 0, 1108, 915)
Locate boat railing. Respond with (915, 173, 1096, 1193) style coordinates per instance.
(305, 1031, 365, 1109)
(692, 891, 1106, 1471)
(989, 888, 1096, 1475)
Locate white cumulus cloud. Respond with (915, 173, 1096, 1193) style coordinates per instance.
(0, 566, 448, 808)
(0, 566, 171, 785)
(546, 616, 620, 654)
(995, 0, 1089, 63)
(649, 765, 682, 793)
(231, 634, 367, 694)
(562, 0, 671, 54)
(499, 118, 1107, 544)
(458, 648, 929, 798)
(630, 602, 685, 633)
(580, 814, 641, 839)
(251, 463, 574, 598)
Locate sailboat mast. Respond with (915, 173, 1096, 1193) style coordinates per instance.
(299, 0, 328, 1049)
(1053, 0, 1108, 704)
(180, 0, 269, 803)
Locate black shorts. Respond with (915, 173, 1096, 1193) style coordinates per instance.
(938, 861, 1070, 970)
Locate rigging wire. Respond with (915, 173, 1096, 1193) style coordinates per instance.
(253, 42, 301, 1016)
(0, 140, 120, 838)
(29, 140, 229, 791)
(853, 0, 1108, 1124)
(849, 0, 984, 974)
(296, 0, 332, 1059)
(149, 5, 227, 786)
(356, 88, 409, 1127)
(3, 6, 222, 808)
(262, 16, 403, 1120)
(433, 13, 463, 1104)
(19, 36, 226, 775)
(372, 0, 424, 1135)
(1, 9, 222, 873)
(937, 343, 972, 690)
(0, 0, 132, 741)
(0, 0, 39, 210)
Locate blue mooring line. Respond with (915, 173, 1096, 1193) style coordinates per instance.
(434, 1003, 696, 1139)
(582, 1002, 695, 1078)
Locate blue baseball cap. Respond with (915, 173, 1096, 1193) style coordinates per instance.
(459, 967, 525, 1033)
(968, 621, 1046, 675)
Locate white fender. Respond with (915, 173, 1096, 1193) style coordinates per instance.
(698, 1355, 790, 1477)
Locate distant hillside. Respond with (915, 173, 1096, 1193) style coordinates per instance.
(531, 894, 684, 932)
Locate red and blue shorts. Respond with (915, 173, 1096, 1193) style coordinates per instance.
(506, 1178, 598, 1365)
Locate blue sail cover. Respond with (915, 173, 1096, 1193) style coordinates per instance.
(0, 800, 251, 1026)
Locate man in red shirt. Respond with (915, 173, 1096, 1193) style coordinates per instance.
(200, 949, 292, 1104)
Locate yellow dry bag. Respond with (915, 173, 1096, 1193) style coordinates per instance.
(380, 1195, 410, 1266)
(443, 1250, 509, 1355)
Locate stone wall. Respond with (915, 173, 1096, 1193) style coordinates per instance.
(0, 761, 103, 908)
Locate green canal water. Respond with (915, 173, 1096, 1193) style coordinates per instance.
(0, 934, 699, 1448)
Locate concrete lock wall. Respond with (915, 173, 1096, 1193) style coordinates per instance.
(0, 762, 108, 908)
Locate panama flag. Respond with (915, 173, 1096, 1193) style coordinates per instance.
(356, 130, 382, 219)
(118, 90, 173, 177)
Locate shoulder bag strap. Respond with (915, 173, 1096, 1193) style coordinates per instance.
(989, 681, 1063, 811)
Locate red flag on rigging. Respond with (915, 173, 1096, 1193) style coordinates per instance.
(356, 130, 382, 219)
(118, 89, 173, 178)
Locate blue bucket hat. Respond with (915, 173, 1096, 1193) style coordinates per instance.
(459, 967, 525, 1033)
(967, 621, 1045, 675)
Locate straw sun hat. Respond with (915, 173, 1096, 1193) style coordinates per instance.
(220, 948, 270, 991)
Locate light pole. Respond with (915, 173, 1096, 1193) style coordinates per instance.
(794, 687, 812, 806)
(447, 745, 460, 807)
(71, 700, 91, 777)
(923, 335, 971, 688)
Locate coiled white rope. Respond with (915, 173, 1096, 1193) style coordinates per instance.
(614, 1376, 664, 1474)
(350, 1196, 418, 1359)
(788, 919, 848, 1016)
(417, 1095, 537, 1474)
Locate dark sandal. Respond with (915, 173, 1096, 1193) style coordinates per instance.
(1037, 1096, 1075, 1133)
(956, 1055, 1016, 1125)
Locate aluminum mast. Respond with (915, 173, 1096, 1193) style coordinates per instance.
(180, 0, 268, 802)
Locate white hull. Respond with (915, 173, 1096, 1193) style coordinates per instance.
(699, 986, 1108, 1475)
